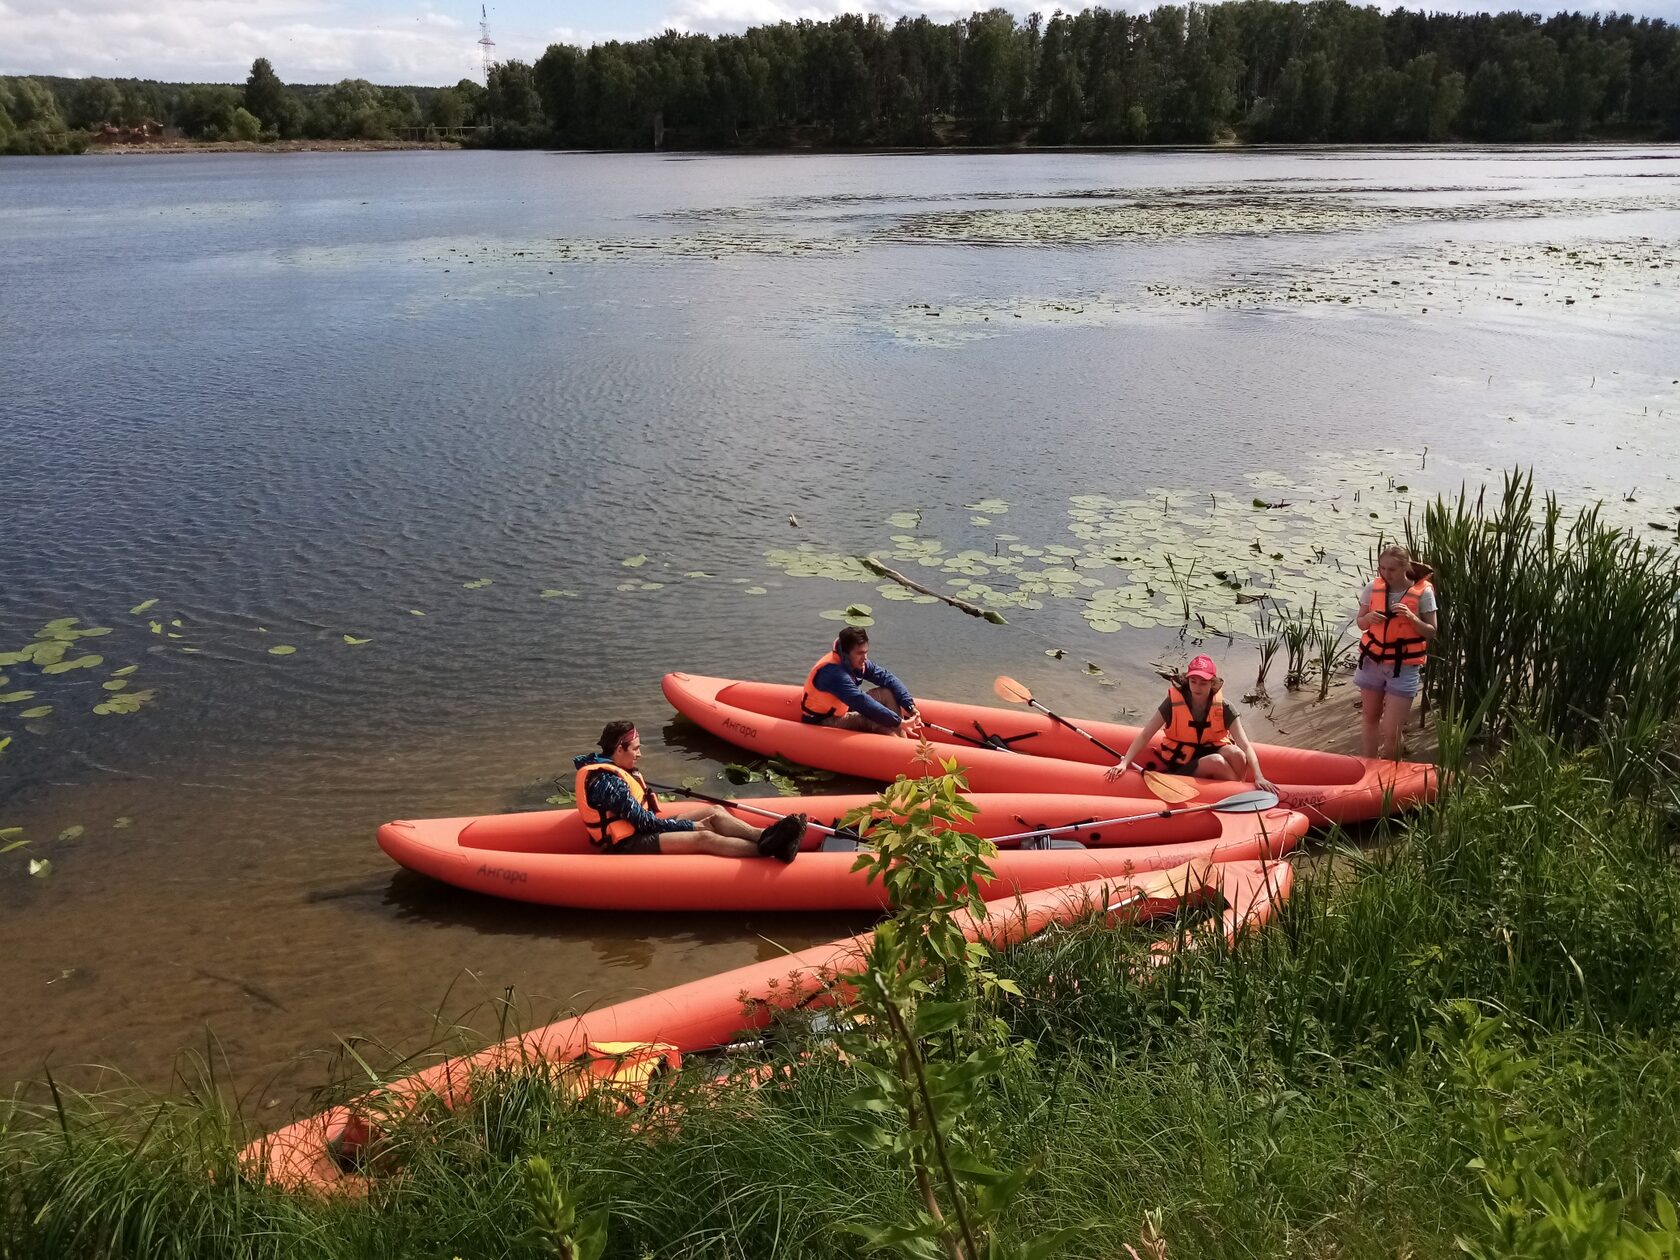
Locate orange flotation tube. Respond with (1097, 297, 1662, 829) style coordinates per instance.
(662, 673, 1435, 826)
(243, 858, 1291, 1192)
(378, 791, 1307, 912)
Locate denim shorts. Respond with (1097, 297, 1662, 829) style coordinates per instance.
(1354, 658, 1422, 698)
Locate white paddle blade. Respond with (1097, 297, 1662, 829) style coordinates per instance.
(1211, 790, 1281, 813)
(993, 675, 1033, 705)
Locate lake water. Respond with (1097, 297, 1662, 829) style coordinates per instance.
(2, 145, 1677, 1109)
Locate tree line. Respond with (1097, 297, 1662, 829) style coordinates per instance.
(4, 2, 1678, 156)
(0, 60, 482, 154)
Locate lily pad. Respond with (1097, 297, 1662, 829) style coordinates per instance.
(742, 586, 768, 596)
(540, 589, 577, 599)
(463, 578, 493, 589)
(113, 817, 134, 830)
(887, 511, 921, 529)
(58, 825, 83, 842)
(42, 655, 102, 675)
(130, 599, 158, 614)
(621, 555, 648, 568)
(409, 609, 426, 616)
(111, 665, 137, 677)
(1085, 663, 1104, 675)
(28, 858, 51, 879)
(1045, 648, 1065, 658)
(845, 604, 873, 617)
(28, 641, 69, 666)
(94, 688, 155, 716)
(268, 645, 297, 656)
(343, 635, 373, 645)
(684, 571, 713, 579)
(19, 706, 52, 718)
(0, 691, 38, 703)
(966, 499, 1009, 515)
(103, 680, 128, 692)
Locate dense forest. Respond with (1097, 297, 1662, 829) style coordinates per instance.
(3, 1, 1679, 155)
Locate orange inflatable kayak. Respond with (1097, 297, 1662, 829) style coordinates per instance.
(244, 857, 1291, 1192)
(663, 673, 1434, 825)
(378, 792, 1307, 911)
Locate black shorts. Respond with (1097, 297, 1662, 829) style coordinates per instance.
(598, 831, 662, 855)
(1159, 745, 1229, 775)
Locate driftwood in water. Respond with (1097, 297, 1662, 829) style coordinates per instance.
(862, 556, 1006, 624)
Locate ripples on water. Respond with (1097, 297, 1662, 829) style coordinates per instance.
(1, 146, 1677, 1099)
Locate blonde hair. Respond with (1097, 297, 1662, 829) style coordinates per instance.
(1378, 542, 1434, 583)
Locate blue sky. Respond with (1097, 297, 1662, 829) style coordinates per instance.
(1, 0, 1675, 86)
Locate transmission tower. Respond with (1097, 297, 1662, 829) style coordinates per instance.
(478, 5, 495, 86)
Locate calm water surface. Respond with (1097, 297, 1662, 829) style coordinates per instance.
(2, 146, 1678, 1109)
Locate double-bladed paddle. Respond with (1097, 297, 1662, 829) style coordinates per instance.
(991, 675, 1199, 804)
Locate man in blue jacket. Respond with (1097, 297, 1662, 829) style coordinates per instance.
(799, 626, 923, 737)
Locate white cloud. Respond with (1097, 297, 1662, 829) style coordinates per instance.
(0, 0, 565, 85)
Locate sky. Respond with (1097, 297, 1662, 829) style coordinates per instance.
(1, 0, 1675, 87)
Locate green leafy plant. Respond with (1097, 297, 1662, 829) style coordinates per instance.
(520, 1155, 607, 1260)
(1432, 1002, 1680, 1260)
(834, 754, 1076, 1260)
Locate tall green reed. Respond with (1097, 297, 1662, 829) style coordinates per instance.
(1408, 469, 1680, 770)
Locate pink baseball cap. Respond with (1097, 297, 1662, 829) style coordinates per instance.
(1186, 655, 1218, 679)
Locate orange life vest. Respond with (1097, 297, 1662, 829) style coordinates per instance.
(575, 761, 658, 847)
(1158, 683, 1231, 768)
(1359, 576, 1432, 675)
(801, 649, 850, 721)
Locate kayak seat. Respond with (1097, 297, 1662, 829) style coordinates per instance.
(1020, 836, 1086, 851)
(819, 835, 862, 853)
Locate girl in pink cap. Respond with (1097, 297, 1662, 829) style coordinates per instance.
(1108, 656, 1275, 789)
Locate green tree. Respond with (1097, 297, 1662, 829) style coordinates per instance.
(172, 84, 240, 138)
(428, 87, 466, 130)
(486, 60, 542, 126)
(229, 106, 262, 142)
(67, 78, 122, 129)
(243, 58, 286, 130)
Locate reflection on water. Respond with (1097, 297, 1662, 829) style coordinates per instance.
(1, 146, 1678, 1100)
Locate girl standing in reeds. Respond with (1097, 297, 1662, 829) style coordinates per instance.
(1355, 543, 1437, 759)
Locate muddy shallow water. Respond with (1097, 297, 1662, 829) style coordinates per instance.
(2, 145, 1677, 1112)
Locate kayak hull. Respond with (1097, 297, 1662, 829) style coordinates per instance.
(380, 792, 1307, 911)
(244, 858, 1291, 1192)
(663, 672, 1434, 825)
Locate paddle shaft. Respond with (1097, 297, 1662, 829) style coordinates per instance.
(986, 800, 1226, 848)
(924, 721, 1017, 752)
(1029, 697, 1127, 761)
(645, 782, 843, 838)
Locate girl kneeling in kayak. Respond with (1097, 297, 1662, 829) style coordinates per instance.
(574, 722, 804, 862)
(1354, 543, 1437, 760)
(1106, 656, 1275, 791)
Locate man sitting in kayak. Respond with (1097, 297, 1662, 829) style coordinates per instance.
(800, 626, 924, 738)
(574, 722, 805, 861)
(1106, 655, 1276, 790)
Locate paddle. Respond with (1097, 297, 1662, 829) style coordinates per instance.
(922, 720, 1017, 752)
(1103, 857, 1216, 914)
(992, 675, 1199, 804)
(984, 789, 1279, 849)
(646, 781, 856, 840)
